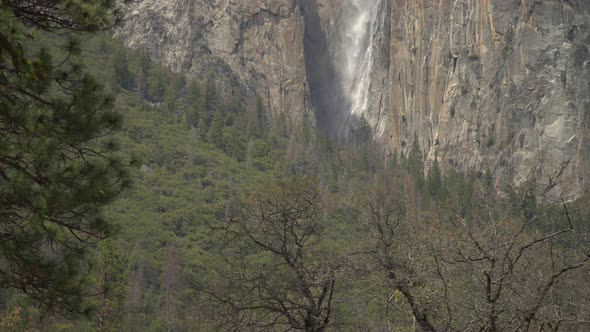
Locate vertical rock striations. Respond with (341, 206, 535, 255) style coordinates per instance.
(115, 0, 310, 125)
(116, 0, 590, 194)
(383, 0, 590, 195)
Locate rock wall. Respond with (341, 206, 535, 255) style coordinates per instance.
(115, 0, 311, 125)
(116, 0, 590, 194)
(383, 0, 590, 195)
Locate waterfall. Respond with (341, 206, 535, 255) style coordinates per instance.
(301, 0, 383, 139)
(339, 0, 381, 121)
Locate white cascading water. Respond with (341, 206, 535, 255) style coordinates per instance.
(339, 0, 381, 120)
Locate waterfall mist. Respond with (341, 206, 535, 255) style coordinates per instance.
(339, 0, 380, 119)
(302, 0, 381, 140)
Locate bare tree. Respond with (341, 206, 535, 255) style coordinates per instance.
(363, 170, 590, 332)
(210, 178, 337, 331)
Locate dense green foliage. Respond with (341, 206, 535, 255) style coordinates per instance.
(0, 0, 132, 314)
(2, 11, 590, 331)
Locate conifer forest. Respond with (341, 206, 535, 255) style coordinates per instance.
(1, 1, 590, 331)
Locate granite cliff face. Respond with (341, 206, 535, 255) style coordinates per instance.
(116, 0, 590, 194)
(383, 0, 590, 196)
(116, 0, 311, 126)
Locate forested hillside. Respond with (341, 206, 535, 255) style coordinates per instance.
(2, 2, 590, 331)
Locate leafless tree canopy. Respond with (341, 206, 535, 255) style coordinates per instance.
(363, 171, 590, 332)
(210, 178, 337, 331)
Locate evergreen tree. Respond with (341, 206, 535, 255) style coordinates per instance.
(147, 65, 167, 102)
(223, 126, 246, 161)
(136, 66, 147, 100)
(204, 74, 219, 126)
(135, 54, 152, 100)
(198, 114, 209, 141)
(186, 80, 201, 107)
(247, 139, 271, 170)
(351, 116, 372, 172)
(190, 91, 207, 133)
(208, 111, 224, 148)
(0, 0, 132, 313)
(161, 243, 180, 331)
(301, 110, 313, 147)
(427, 156, 443, 199)
(92, 241, 129, 331)
(254, 95, 267, 137)
(164, 73, 185, 113)
(187, 109, 199, 129)
(228, 95, 244, 117)
(277, 111, 289, 138)
(351, 116, 372, 144)
(406, 133, 424, 188)
(111, 46, 134, 90)
(186, 81, 203, 128)
(224, 112, 236, 127)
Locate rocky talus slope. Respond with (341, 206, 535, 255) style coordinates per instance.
(116, 0, 590, 195)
